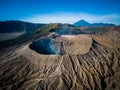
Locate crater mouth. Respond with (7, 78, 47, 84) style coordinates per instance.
(29, 37, 59, 55)
(29, 35, 92, 55)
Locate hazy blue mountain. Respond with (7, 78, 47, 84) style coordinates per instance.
(73, 19, 116, 26)
(73, 19, 90, 26)
(92, 23, 115, 26)
(0, 20, 44, 33)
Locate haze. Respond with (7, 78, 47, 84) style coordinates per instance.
(0, 0, 120, 24)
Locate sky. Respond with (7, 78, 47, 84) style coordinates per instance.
(0, 0, 120, 24)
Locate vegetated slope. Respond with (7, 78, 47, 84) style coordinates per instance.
(49, 24, 84, 35)
(0, 20, 44, 33)
(0, 26, 120, 90)
(0, 23, 60, 51)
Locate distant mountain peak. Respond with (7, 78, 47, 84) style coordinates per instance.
(73, 19, 90, 26)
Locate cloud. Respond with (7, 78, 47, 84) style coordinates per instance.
(21, 12, 120, 24)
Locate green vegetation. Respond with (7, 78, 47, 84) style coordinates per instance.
(0, 24, 60, 50)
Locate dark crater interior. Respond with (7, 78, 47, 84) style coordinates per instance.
(29, 37, 59, 55)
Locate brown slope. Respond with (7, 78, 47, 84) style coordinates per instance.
(0, 27, 120, 90)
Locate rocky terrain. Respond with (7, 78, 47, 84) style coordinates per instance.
(0, 25, 120, 90)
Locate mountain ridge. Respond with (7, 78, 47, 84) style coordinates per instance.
(73, 19, 116, 26)
(0, 20, 117, 33)
(0, 20, 44, 33)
